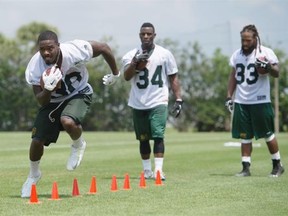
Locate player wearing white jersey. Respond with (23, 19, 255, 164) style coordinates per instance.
(230, 45, 278, 104)
(123, 45, 177, 109)
(122, 23, 183, 180)
(225, 24, 284, 177)
(26, 39, 95, 103)
(21, 30, 120, 198)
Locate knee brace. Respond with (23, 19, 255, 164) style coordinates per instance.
(265, 134, 275, 142)
(140, 140, 151, 154)
(153, 138, 165, 154)
(241, 139, 252, 144)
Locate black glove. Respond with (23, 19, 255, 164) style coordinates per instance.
(255, 57, 271, 70)
(132, 50, 149, 64)
(135, 52, 149, 62)
(171, 99, 183, 118)
(225, 97, 233, 113)
(131, 51, 149, 72)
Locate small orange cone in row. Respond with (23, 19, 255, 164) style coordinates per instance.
(155, 170, 163, 186)
(139, 172, 146, 188)
(88, 176, 97, 194)
(50, 182, 60, 200)
(72, 178, 80, 196)
(123, 173, 130, 190)
(111, 175, 118, 192)
(29, 184, 41, 204)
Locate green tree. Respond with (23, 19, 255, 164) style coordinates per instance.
(81, 36, 133, 131)
(1, 22, 288, 132)
(274, 49, 288, 131)
(0, 22, 58, 130)
(160, 40, 230, 132)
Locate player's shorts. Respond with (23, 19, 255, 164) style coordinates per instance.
(132, 105, 168, 141)
(232, 102, 275, 140)
(31, 94, 92, 146)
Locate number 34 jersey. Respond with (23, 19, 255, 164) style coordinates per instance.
(122, 44, 178, 110)
(229, 45, 279, 105)
(25, 40, 94, 103)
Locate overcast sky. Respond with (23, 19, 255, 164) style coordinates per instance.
(1, 0, 287, 57)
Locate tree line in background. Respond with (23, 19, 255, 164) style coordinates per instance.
(1, 22, 288, 132)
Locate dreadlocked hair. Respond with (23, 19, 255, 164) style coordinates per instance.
(240, 24, 262, 53)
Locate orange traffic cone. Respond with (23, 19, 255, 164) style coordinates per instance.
(50, 182, 60, 200)
(123, 173, 131, 190)
(72, 178, 80, 196)
(155, 170, 163, 186)
(88, 176, 97, 194)
(29, 184, 40, 204)
(139, 171, 146, 188)
(110, 175, 118, 192)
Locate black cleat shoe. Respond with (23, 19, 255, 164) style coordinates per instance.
(235, 162, 251, 177)
(270, 159, 285, 177)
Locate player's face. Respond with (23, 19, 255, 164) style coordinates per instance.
(38, 40, 60, 65)
(139, 27, 156, 50)
(241, 31, 256, 55)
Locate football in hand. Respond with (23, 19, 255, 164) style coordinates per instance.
(255, 56, 269, 75)
(40, 67, 62, 91)
(136, 60, 148, 71)
(256, 67, 268, 75)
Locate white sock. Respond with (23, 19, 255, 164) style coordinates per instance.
(154, 157, 164, 172)
(271, 151, 281, 160)
(72, 136, 84, 147)
(242, 156, 251, 164)
(29, 160, 40, 177)
(142, 159, 152, 171)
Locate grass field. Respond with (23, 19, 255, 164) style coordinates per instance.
(0, 131, 287, 216)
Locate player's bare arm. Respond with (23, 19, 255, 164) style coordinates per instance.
(123, 63, 137, 81)
(89, 41, 119, 76)
(226, 68, 237, 98)
(32, 85, 52, 106)
(169, 74, 182, 100)
(123, 51, 149, 81)
(268, 63, 280, 78)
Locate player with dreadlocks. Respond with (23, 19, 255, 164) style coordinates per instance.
(225, 24, 284, 177)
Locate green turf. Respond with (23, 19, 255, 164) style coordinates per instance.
(0, 131, 287, 216)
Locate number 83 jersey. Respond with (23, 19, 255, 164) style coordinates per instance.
(229, 45, 279, 105)
(122, 44, 178, 109)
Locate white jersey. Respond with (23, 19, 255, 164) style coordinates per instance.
(25, 40, 94, 103)
(122, 44, 178, 109)
(229, 45, 279, 104)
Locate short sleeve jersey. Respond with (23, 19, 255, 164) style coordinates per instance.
(229, 45, 279, 104)
(25, 40, 94, 103)
(122, 44, 178, 109)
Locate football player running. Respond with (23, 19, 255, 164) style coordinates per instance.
(225, 24, 284, 177)
(122, 23, 183, 180)
(22, 30, 120, 198)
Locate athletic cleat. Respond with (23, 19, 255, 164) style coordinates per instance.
(235, 162, 251, 177)
(143, 169, 154, 179)
(154, 170, 166, 181)
(66, 140, 86, 171)
(235, 169, 251, 177)
(270, 160, 285, 177)
(21, 172, 41, 198)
